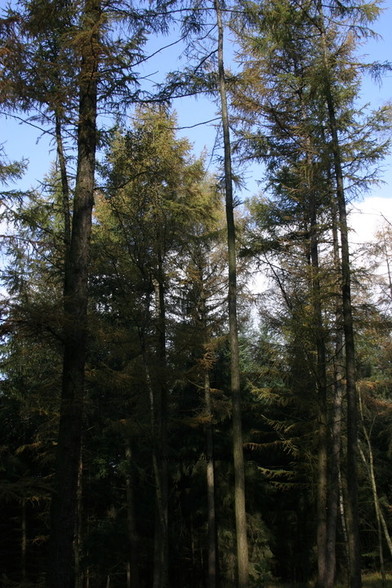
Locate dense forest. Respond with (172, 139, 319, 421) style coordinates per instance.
(0, 0, 392, 586)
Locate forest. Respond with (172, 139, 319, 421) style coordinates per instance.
(0, 0, 392, 587)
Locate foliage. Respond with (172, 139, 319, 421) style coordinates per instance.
(0, 0, 391, 585)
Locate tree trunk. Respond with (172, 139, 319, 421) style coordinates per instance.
(308, 191, 328, 588)
(214, 1, 249, 585)
(339, 467, 351, 583)
(325, 86, 361, 588)
(21, 498, 27, 584)
(144, 345, 168, 588)
(141, 277, 169, 588)
(326, 375, 344, 587)
(359, 392, 392, 563)
(358, 443, 385, 582)
(55, 112, 71, 254)
(325, 185, 344, 587)
(125, 443, 140, 588)
(205, 370, 218, 588)
(152, 271, 169, 588)
(75, 456, 83, 588)
(47, 2, 99, 586)
(318, 17, 361, 585)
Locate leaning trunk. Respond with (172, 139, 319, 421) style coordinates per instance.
(359, 391, 392, 563)
(47, 2, 99, 586)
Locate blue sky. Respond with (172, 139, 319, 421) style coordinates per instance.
(1, 0, 392, 208)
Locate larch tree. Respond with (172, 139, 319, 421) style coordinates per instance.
(1, 1, 167, 585)
(313, 4, 388, 584)
(46, 1, 100, 585)
(231, 0, 390, 584)
(97, 104, 218, 587)
(172, 203, 229, 588)
(1, 0, 392, 584)
(214, 1, 249, 584)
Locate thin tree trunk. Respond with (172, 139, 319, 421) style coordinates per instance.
(21, 498, 27, 584)
(326, 377, 344, 587)
(359, 393, 392, 563)
(214, 1, 249, 585)
(141, 280, 169, 588)
(308, 190, 328, 588)
(152, 271, 169, 588)
(55, 113, 71, 253)
(339, 467, 351, 583)
(328, 101, 361, 588)
(47, 2, 99, 586)
(318, 18, 361, 585)
(358, 443, 385, 582)
(125, 442, 140, 588)
(379, 506, 392, 559)
(75, 455, 83, 588)
(191, 514, 196, 570)
(205, 369, 217, 588)
(144, 347, 167, 588)
(325, 189, 344, 587)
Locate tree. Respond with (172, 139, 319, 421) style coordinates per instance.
(96, 105, 219, 587)
(214, 1, 249, 584)
(0, 2, 170, 584)
(232, 0, 390, 584)
(171, 209, 229, 587)
(0, 166, 70, 586)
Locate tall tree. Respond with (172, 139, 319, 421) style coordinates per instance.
(173, 212, 228, 587)
(97, 105, 218, 587)
(214, 1, 249, 585)
(0, 165, 72, 586)
(46, 1, 100, 585)
(232, 0, 389, 584)
(1, 2, 168, 584)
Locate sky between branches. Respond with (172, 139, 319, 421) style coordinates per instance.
(1, 0, 392, 246)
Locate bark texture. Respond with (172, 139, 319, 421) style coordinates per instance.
(47, 2, 99, 585)
(214, 1, 249, 585)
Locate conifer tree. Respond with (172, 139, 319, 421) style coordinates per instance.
(97, 105, 218, 587)
(214, 1, 249, 584)
(232, 0, 390, 584)
(1, 1, 166, 585)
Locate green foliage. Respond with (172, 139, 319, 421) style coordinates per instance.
(0, 0, 392, 584)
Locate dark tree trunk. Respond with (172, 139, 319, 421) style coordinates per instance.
(55, 113, 71, 254)
(205, 370, 218, 588)
(151, 267, 169, 588)
(325, 191, 344, 587)
(316, 12, 361, 584)
(214, 1, 249, 585)
(21, 499, 27, 584)
(154, 279, 169, 588)
(47, 2, 99, 586)
(75, 456, 83, 588)
(308, 192, 328, 588)
(325, 85, 361, 588)
(125, 443, 140, 588)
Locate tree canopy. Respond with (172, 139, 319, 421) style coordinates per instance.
(0, 0, 392, 587)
